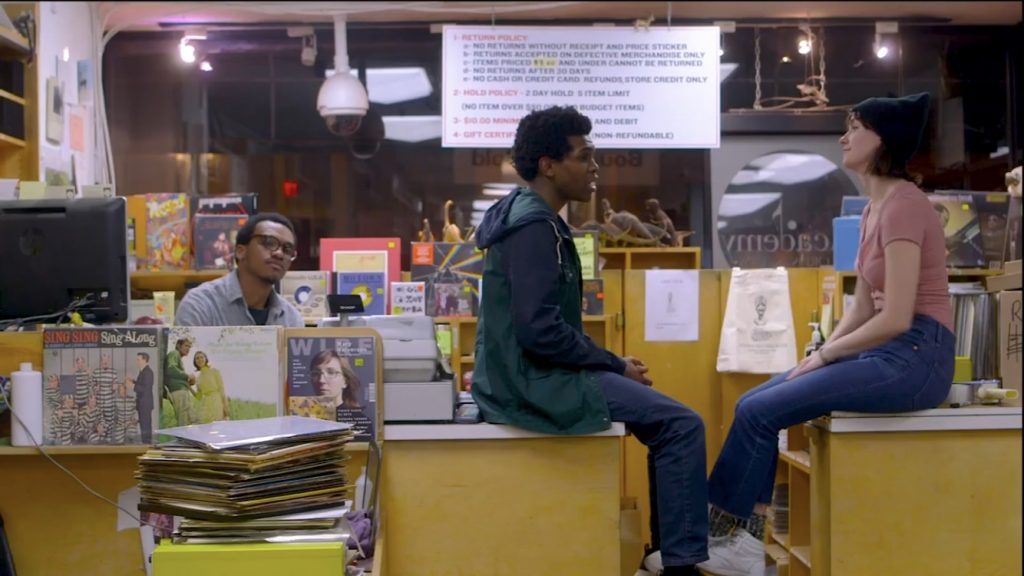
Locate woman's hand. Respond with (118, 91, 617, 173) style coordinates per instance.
(785, 350, 826, 381)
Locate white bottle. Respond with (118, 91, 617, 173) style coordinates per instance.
(11, 362, 43, 447)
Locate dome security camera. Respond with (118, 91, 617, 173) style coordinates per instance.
(318, 72, 368, 136)
(318, 15, 368, 136)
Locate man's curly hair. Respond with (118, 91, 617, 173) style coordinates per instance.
(512, 106, 592, 182)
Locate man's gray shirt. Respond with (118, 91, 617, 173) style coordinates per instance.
(175, 270, 304, 327)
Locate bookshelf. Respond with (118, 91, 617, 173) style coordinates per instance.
(0, 4, 36, 181)
(832, 267, 1004, 322)
(767, 424, 813, 576)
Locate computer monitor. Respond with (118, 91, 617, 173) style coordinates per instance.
(0, 198, 129, 325)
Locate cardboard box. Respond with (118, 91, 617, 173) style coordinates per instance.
(997, 290, 1022, 406)
(986, 272, 1022, 292)
(1006, 260, 1021, 276)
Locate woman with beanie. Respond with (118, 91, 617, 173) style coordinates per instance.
(697, 92, 955, 576)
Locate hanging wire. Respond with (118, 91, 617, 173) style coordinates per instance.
(753, 27, 762, 109)
(491, 4, 496, 28)
(666, 1, 672, 30)
(818, 25, 827, 101)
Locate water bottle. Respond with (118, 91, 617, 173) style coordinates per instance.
(11, 362, 43, 447)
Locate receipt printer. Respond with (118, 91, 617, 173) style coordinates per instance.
(348, 316, 454, 422)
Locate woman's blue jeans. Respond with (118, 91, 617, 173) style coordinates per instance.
(709, 314, 955, 518)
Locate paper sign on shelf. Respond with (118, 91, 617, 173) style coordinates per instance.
(442, 25, 720, 149)
(644, 270, 700, 342)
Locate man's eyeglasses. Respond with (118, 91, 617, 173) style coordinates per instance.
(311, 368, 343, 380)
(253, 235, 298, 260)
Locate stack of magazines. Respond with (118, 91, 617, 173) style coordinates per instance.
(137, 416, 355, 544)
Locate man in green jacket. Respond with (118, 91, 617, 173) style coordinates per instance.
(164, 338, 197, 426)
(472, 106, 708, 575)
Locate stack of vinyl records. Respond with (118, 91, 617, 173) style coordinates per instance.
(136, 416, 355, 543)
(949, 282, 997, 380)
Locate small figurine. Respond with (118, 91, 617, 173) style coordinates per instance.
(442, 200, 462, 242)
(1007, 166, 1021, 197)
(633, 14, 655, 31)
(417, 218, 435, 242)
(601, 198, 656, 242)
(644, 199, 680, 246)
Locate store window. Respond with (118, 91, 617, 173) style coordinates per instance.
(719, 25, 1016, 192)
(105, 23, 1017, 271)
(717, 151, 857, 268)
(104, 27, 710, 271)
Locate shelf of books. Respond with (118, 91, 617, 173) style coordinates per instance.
(832, 267, 1005, 323)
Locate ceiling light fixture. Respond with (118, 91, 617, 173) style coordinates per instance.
(874, 21, 898, 59)
(179, 39, 196, 63)
(714, 20, 735, 59)
(200, 60, 213, 72)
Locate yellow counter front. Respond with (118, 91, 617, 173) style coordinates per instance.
(807, 407, 1022, 576)
(379, 422, 627, 576)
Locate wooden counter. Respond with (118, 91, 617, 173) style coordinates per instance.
(807, 408, 1022, 576)
(379, 423, 627, 576)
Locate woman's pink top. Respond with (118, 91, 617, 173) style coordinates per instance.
(856, 182, 953, 332)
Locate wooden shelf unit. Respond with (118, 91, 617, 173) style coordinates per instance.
(0, 4, 36, 181)
(0, 23, 30, 59)
(832, 267, 1004, 322)
(768, 423, 812, 575)
(600, 247, 701, 271)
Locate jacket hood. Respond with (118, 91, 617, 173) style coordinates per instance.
(475, 186, 558, 250)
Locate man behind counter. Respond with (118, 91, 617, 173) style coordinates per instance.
(176, 213, 303, 327)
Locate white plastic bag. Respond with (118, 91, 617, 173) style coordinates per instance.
(717, 268, 798, 374)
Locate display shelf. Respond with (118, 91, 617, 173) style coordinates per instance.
(599, 247, 701, 271)
(780, 449, 811, 474)
(767, 540, 791, 576)
(791, 546, 811, 568)
(0, 131, 26, 148)
(765, 543, 788, 563)
(0, 25, 30, 59)
(772, 531, 789, 549)
(0, 88, 25, 105)
(130, 269, 227, 298)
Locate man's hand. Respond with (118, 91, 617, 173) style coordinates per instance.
(622, 356, 653, 386)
